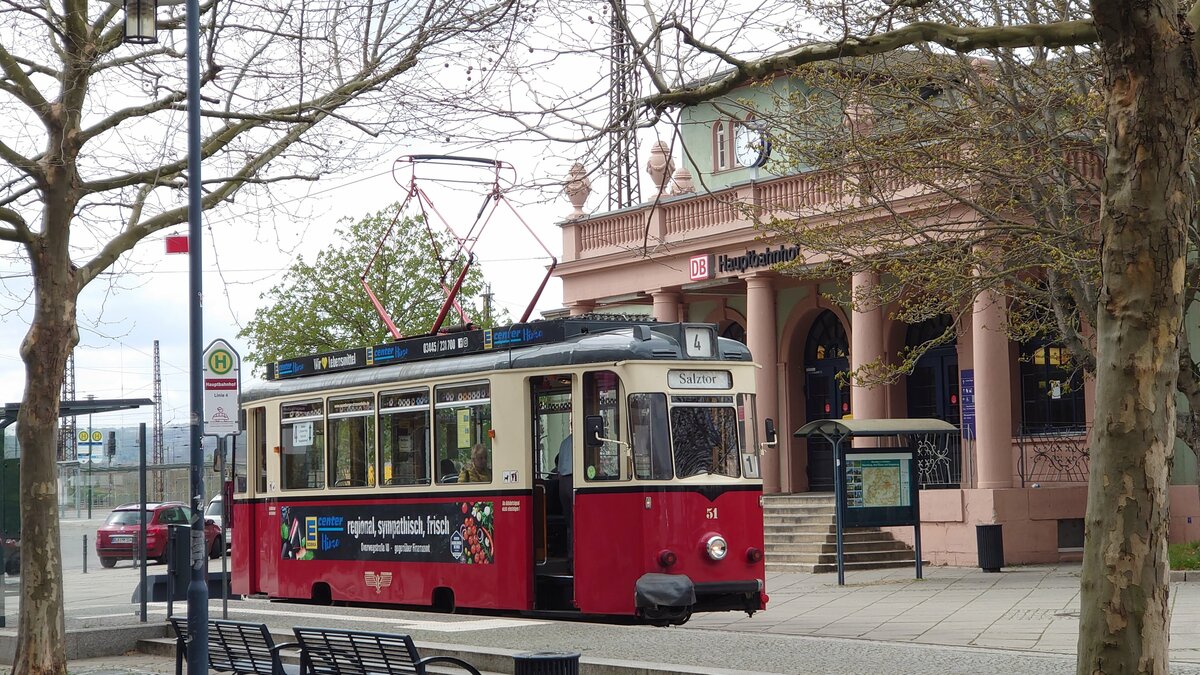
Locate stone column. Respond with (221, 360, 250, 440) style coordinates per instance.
(746, 275, 780, 493)
(972, 287, 1013, 489)
(850, 271, 886, 421)
(652, 289, 681, 323)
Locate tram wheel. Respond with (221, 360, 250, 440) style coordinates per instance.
(310, 583, 332, 606)
(432, 587, 455, 614)
(640, 606, 691, 627)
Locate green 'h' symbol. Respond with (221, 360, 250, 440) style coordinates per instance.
(208, 350, 233, 375)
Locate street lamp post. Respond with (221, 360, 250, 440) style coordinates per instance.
(86, 394, 94, 519)
(121, 0, 209, 670)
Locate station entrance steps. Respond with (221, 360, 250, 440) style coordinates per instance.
(763, 493, 920, 573)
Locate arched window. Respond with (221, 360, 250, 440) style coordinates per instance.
(1019, 338, 1085, 433)
(714, 120, 728, 171)
(805, 311, 849, 361)
(720, 320, 746, 345)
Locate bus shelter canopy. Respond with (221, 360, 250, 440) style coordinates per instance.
(794, 418, 958, 441)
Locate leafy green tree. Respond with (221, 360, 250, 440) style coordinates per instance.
(240, 204, 500, 370)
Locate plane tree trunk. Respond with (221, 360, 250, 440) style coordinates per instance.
(1078, 2, 1199, 672)
(12, 124, 81, 675)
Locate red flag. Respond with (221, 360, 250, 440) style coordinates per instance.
(165, 234, 189, 254)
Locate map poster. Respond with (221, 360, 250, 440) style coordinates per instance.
(845, 453, 912, 509)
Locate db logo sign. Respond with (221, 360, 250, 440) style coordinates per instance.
(689, 254, 714, 281)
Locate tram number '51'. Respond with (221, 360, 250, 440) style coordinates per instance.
(705, 507, 719, 520)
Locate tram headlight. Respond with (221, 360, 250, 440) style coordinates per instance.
(705, 535, 728, 561)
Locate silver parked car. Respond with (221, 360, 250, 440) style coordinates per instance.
(206, 494, 232, 552)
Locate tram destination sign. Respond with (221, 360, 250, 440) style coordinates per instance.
(267, 318, 653, 380)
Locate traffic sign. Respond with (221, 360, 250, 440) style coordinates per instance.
(77, 429, 102, 446)
(203, 339, 241, 437)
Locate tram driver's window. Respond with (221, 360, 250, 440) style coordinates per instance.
(281, 400, 325, 490)
(249, 406, 266, 494)
(379, 389, 431, 486)
(583, 370, 622, 481)
(434, 382, 492, 484)
(629, 393, 672, 480)
(327, 396, 375, 488)
(670, 395, 741, 478)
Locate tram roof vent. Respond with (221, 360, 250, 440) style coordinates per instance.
(633, 325, 652, 341)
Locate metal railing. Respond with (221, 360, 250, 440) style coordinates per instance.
(1017, 426, 1090, 487)
(56, 463, 224, 515)
(903, 433, 963, 489)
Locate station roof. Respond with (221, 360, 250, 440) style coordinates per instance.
(1, 398, 154, 430)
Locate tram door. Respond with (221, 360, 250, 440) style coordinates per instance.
(530, 375, 574, 610)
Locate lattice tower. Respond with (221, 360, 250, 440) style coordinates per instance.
(606, 0, 641, 210)
(57, 351, 77, 461)
(153, 339, 165, 499)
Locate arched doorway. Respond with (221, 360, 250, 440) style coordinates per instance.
(905, 315, 961, 487)
(804, 310, 850, 491)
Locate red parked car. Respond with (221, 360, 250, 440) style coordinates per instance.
(95, 502, 222, 568)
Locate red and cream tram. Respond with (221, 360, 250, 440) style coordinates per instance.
(230, 317, 769, 623)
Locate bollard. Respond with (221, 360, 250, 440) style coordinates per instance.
(514, 651, 581, 675)
(83, 534, 87, 574)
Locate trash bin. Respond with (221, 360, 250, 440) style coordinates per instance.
(976, 523, 1004, 573)
(167, 524, 190, 599)
(514, 651, 581, 675)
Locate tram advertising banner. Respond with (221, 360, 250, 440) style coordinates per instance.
(279, 501, 495, 565)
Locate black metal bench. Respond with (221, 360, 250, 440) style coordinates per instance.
(293, 626, 482, 675)
(169, 616, 300, 675)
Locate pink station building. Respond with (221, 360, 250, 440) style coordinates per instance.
(550, 87, 1200, 567)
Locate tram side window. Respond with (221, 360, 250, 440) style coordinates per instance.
(434, 382, 492, 484)
(670, 396, 740, 478)
(629, 393, 672, 480)
(281, 400, 325, 490)
(380, 389, 431, 486)
(583, 370, 622, 481)
(328, 396, 375, 488)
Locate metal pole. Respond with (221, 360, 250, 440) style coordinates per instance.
(87, 401, 93, 519)
(221, 435, 229, 619)
(83, 534, 87, 574)
(184, 0, 210, 665)
(139, 423, 148, 622)
(0, 431, 7, 629)
(833, 434, 846, 587)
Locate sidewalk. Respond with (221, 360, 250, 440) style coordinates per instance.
(4, 563, 1200, 674)
(691, 563, 1200, 662)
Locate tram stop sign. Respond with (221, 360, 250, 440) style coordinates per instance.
(203, 339, 241, 437)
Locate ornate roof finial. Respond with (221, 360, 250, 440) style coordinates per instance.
(565, 162, 591, 219)
(646, 141, 675, 194)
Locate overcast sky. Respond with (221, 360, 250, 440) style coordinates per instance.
(0, 147, 577, 433)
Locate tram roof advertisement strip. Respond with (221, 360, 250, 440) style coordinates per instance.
(266, 316, 680, 381)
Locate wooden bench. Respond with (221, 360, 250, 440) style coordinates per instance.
(293, 626, 482, 675)
(169, 616, 300, 675)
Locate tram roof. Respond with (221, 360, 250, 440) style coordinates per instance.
(244, 323, 751, 404)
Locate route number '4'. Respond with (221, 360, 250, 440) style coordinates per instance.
(705, 507, 719, 520)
